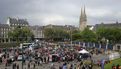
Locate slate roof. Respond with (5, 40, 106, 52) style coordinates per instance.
(93, 22, 121, 31)
(9, 17, 29, 25)
(0, 24, 10, 28)
(30, 26, 44, 31)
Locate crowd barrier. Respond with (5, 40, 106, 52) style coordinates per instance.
(72, 42, 121, 51)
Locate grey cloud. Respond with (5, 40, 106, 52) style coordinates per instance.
(0, 0, 121, 26)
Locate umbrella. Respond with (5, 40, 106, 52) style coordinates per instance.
(78, 49, 89, 54)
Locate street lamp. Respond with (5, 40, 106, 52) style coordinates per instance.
(70, 27, 72, 47)
(20, 43, 24, 69)
(106, 39, 109, 50)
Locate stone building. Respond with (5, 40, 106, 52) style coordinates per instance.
(87, 25, 94, 30)
(0, 17, 29, 43)
(79, 7, 87, 32)
(0, 24, 11, 42)
(7, 17, 29, 29)
(30, 26, 45, 40)
(30, 24, 77, 40)
(93, 22, 121, 31)
(45, 24, 77, 31)
(0, 17, 78, 42)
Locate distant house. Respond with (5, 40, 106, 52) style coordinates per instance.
(30, 24, 78, 40)
(93, 22, 121, 31)
(30, 26, 45, 40)
(0, 17, 29, 43)
(7, 17, 29, 29)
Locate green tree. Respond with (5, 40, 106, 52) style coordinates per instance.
(72, 32, 81, 41)
(96, 27, 121, 45)
(81, 27, 97, 42)
(71, 29, 80, 34)
(8, 26, 34, 42)
(22, 26, 34, 41)
(72, 27, 97, 42)
(44, 28, 70, 41)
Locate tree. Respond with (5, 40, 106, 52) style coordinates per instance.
(72, 27, 97, 42)
(22, 26, 34, 41)
(72, 32, 81, 41)
(71, 29, 80, 34)
(44, 28, 70, 41)
(81, 27, 97, 42)
(8, 26, 34, 42)
(96, 27, 121, 45)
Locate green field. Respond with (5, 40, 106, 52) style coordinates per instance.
(104, 58, 121, 69)
(93, 58, 121, 69)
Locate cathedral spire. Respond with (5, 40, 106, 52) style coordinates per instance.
(84, 6, 86, 17)
(79, 6, 87, 32)
(81, 8, 83, 17)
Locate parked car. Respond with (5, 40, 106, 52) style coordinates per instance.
(10, 54, 16, 61)
(17, 55, 23, 60)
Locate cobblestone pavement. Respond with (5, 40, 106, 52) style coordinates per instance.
(0, 53, 109, 69)
(0, 61, 80, 69)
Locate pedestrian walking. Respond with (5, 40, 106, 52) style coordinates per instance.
(5, 59, 7, 67)
(17, 64, 19, 69)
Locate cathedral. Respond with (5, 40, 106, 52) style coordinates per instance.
(79, 7, 87, 32)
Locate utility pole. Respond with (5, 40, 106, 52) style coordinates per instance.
(21, 43, 23, 69)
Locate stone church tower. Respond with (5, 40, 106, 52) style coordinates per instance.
(79, 7, 87, 32)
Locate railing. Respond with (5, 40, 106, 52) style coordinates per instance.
(72, 42, 121, 51)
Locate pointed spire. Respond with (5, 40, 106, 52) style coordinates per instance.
(81, 8, 83, 17)
(84, 5, 86, 16)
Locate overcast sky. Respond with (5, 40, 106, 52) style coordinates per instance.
(0, 0, 121, 26)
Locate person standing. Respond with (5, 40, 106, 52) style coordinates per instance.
(69, 64, 73, 69)
(77, 65, 80, 69)
(112, 64, 115, 69)
(116, 64, 119, 69)
(28, 63, 30, 69)
(17, 64, 19, 69)
(63, 65, 67, 69)
(5, 59, 7, 67)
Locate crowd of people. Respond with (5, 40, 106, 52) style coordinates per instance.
(112, 64, 121, 69)
(0, 41, 120, 69)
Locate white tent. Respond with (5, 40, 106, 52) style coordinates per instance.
(78, 49, 89, 54)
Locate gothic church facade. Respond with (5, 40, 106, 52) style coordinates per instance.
(79, 7, 87, 32)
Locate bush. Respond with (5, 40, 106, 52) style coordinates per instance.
(84, 61, 91, 65)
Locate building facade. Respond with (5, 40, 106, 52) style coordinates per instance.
(93, 22, 121, 31)
(30, 24, 78, 40)
(0, 24, 11, 42)
(7, 17, 29, 29)
(79, 7, 87, 32)
(0, 17, 29, 43)
(45, 24, 77, 31)
(30, 26, 45, 40)
(0, 17, 78, 42)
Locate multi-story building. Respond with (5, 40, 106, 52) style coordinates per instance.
(0, 17, 78, 42)
(30, 26, 44, 40)
(93, 22, 121, 31)
(45, 24, 77, 31)
(7, 17, 29, 29)
(30, 24, 78, 40)
(0, 17, 29, 43)
(0, 24, 11, 42)
(87, 25, 94, 30)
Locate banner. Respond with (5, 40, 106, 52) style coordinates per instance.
(89, 43, 93, 47)
(108, 45, 113, 50)
(101, 59, 105, 69)
(117, 46, 120, 50)
(95, 44, 99, 48)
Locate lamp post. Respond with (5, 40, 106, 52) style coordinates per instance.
(70, 27, 72, 47)
(20, 43, 24, 69)
(106, 39, 109, 50)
